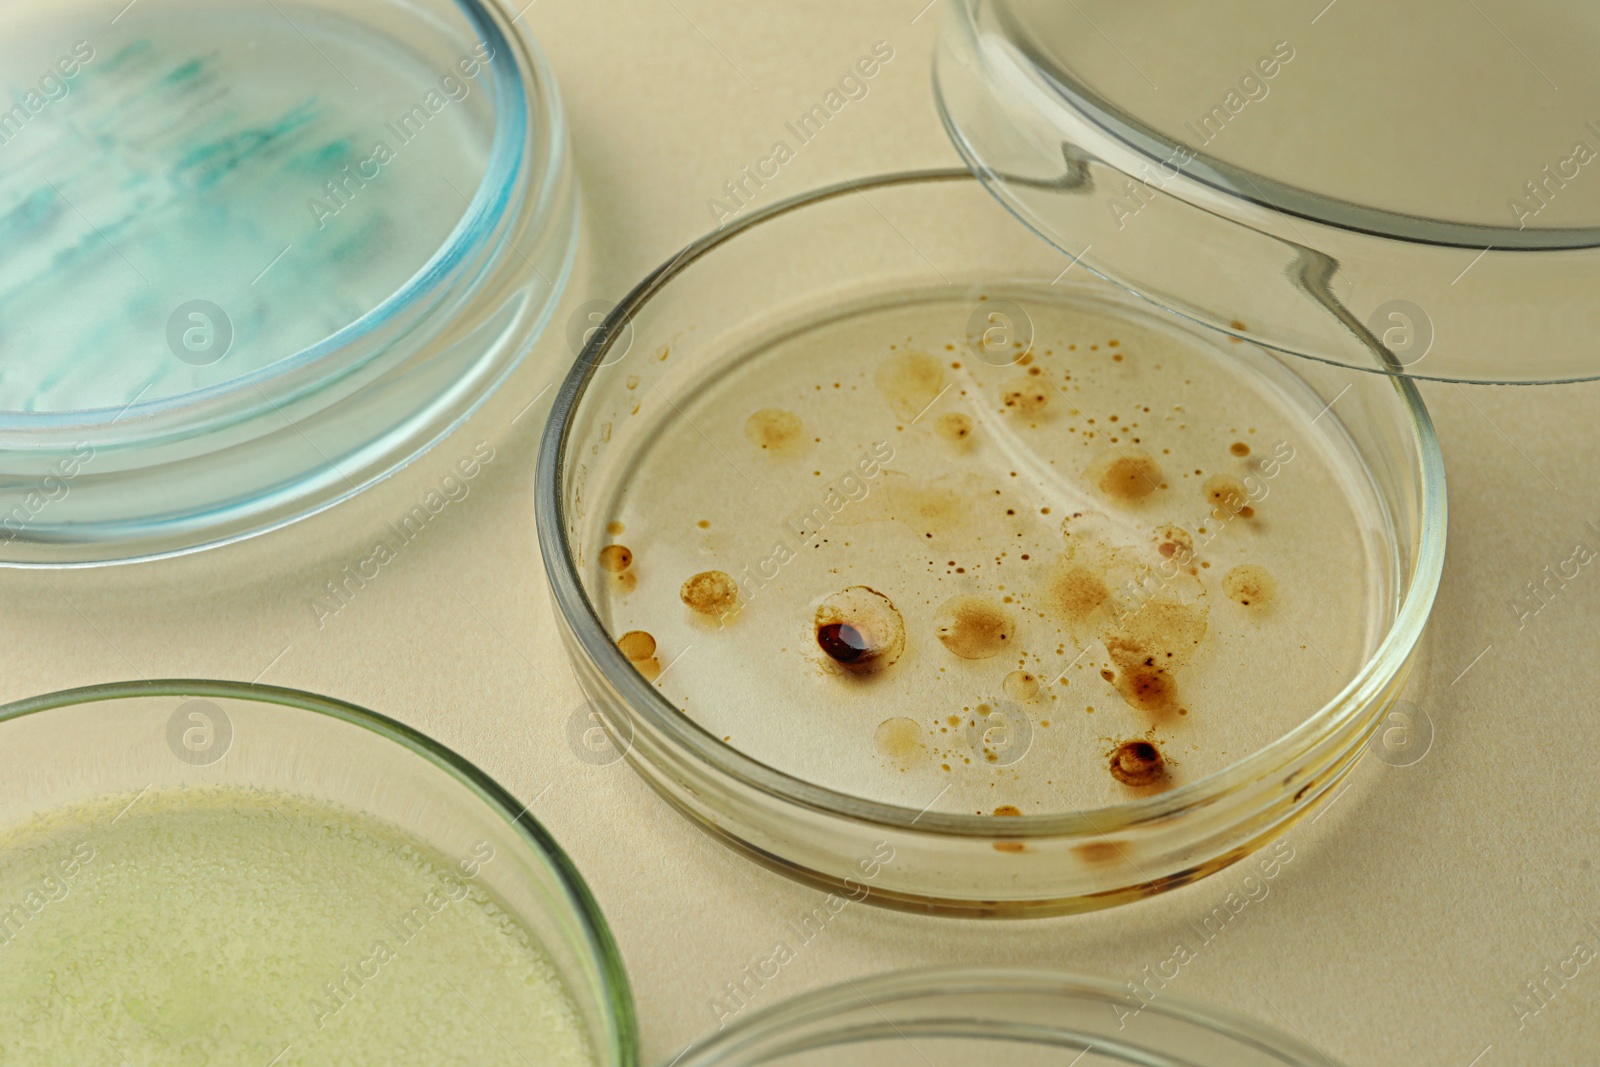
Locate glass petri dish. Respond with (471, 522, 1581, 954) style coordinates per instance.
(0, 0, 576, 565)
(935, 0, 1600, 384)
(673, 968, 1342, 1066)
(538, 170, 1445, 916)
(0, 680, 636, 1064)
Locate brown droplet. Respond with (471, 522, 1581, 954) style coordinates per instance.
(993, 841, 1026, 853)
(992, 805, 1022, 817)
(1230, 442, 1251, 457)
(598, 545, 633, 573)
(814, 586, 906, 675)
(1089, 448, 1163, 502)
(1202, 474, 1252, 519)
(1003, 670, 1039, 701)
(873, 717, 923, 760)
(1151, 524, 1195, 563)
(1223, 564, 1277, 607)
(606, 521, 625, 536)
(680, 570, 739, 616)
(745, 409, 805, 453)
(936, 411, 974, 443)
(1045, 560, 1108, 623)
(1072, 840, 1125, 865)
(1108, 739, 1166, 786)
(1001, 379, 1050, 415)
(934, 595, 1016, 659)
(1100, 589, 1208, 713)
(875, 351, 946, 421)
(617, 630, 656, 661)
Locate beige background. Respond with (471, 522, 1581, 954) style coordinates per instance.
(4, 2, 1598, 1064)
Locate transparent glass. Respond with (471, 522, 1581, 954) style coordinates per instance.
(538, 171, 1446, 916)
(674, 969, 1342, 1066)
(0, 0, 576, 565)
(935, 0, 1600, 383)
(0, 680, 637, 1064)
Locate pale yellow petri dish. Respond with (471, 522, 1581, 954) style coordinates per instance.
(0, 682, 637, 1063)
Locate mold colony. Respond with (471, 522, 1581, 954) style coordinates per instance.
(0, 789, 594, 1065)
(591, 288, 1383, 816)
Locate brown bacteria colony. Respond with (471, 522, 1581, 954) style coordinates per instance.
(814, 586, 906, 675)
(594, 288, 1376, 817)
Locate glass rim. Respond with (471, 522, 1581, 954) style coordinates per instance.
(0, 0, 558, 434)
(984, 0, 1587, 252)
(672, 965, 1344, 1066)
(0, 677, 640, 1066)
(537, 167, 1449, 843)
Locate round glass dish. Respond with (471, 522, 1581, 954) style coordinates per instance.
(0, 0, 576, 566)
(538, 170, 1445, 916)
(934, 0, 1600, 384)
(674, 968, 1342, 1066)
(0, 680, 636, 1064)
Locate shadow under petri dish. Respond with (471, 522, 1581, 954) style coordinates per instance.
(591, 285, 1391, 817)
(0, 4, 494, 413)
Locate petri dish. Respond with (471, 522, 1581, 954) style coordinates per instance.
(673, 968, 1343, 1067)
(538, 171, 1444, 915)
(935, 0, 1600, 384)
(0, 0, 575, 565)
(0, 681, 635, 1064)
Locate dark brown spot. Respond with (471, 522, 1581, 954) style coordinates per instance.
(814, 586, 906, 675)
(1230, 442, 1251, 457)
(1109, 739, 1166, 786)
(992, 805, 1023, 817)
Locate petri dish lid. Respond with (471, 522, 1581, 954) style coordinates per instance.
(934, 0, 1600, 383)
(0, 0, 575, 565)
(666, 967, 1344, 1066)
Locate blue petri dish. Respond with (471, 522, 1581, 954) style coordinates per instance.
(0, 0, 576, 565)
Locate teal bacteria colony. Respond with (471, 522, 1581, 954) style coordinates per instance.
(0, 4, 500, 412)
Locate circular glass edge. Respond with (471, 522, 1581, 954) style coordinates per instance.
(671, 966, 1346, 1067)
(980, 0, 1600, 252)
(536, 167, 1449, 843)
(0, 15, 578, 569)
(0, 677, 641, 1067)
(0, 0, 538, 431)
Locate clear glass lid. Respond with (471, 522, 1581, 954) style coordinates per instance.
(935, 0, 1600, 383)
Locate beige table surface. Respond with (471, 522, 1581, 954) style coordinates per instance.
(4, 3, 1598, 1065)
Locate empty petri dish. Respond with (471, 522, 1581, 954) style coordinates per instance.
(539, 171, 1444, 915)
(936, 0, 1600, 384)
(673, 968, 1343, 1067)
(0, 681, 635, 1064)
(0, 0, 575, 564)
